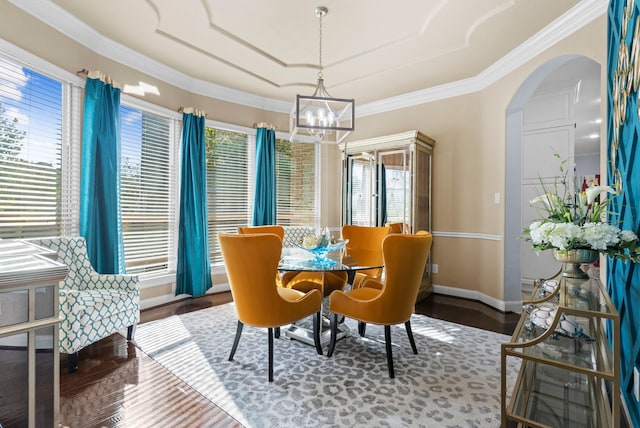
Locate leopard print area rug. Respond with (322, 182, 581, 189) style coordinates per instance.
(134, 303, 519, 427)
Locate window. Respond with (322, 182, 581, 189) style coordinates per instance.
(275, 139, 317, 226)
(205, 127, 250, 265)
(1, 44, 322, 278)
(120, 105, 176, 275)
(204, 132, 319, 266)
(0, 58, 70, 239)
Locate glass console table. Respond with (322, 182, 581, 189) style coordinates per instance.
(0, 240, 68, 428)
(501, 274, 620, 427)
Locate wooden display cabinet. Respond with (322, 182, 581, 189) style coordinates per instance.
(340, 130, 434, 301)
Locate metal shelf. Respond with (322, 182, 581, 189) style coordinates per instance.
(502, 275, 620, 428)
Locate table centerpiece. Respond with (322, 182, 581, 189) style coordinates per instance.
(296, 227, 348, 266)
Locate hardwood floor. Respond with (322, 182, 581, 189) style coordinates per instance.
(58, 292, 518, 428)
(414, 293, 520, 335)
(59, 292, 237, 428)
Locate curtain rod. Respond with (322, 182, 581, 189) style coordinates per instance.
(178, 107, 207, 117)
(253, 122, 276, 130)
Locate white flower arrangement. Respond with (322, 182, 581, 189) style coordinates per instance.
(524, 154, 640, 263)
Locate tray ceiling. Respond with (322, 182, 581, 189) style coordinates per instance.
(15, 0, 605, 110)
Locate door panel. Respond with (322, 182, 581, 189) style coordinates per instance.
(521, 94, 574, 285)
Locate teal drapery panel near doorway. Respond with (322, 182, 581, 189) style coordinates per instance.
(79, 71, 125, 274)
(252, 126, 276, 226)
(176, 109, 212, 297)
(607, 2, 640, 426)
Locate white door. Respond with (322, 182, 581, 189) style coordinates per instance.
(521, 89, 575, 285)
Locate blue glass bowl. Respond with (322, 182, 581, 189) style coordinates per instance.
(295, 239, 348, 261)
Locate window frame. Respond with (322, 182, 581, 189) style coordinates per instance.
(0, 39, 322, 284)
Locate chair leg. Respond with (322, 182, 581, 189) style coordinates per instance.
(127, 324, 137, 340)
(275, 326, 280, 339)
(268, 327, 274, 382)
(384, 325, 395, 378)
(67, 352, 78, 373)
(358, 321, 367, 337)
(327, 313, 339, 357)
(313, 312, 323, 355)
(228, 320, 244, 361)
(405, 320, 418, 354)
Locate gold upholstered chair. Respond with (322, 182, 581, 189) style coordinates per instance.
(237, 225, 286, 286)
(341, 225, 391, 289)
(238, 225, 348, 297)
(237, 225, 284, 240)
(386, 222, 407, 234)
(219, 232, 323, 382)
(326, 231, 433, 378)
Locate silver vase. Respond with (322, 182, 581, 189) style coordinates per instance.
(552, 249, 599, 279)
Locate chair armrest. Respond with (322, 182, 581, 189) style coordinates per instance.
(86, 273, 140, 292)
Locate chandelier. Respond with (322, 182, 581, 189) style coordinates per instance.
(289, 6, 354, 144)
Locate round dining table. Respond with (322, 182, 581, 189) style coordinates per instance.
(278, 244, 384, 347)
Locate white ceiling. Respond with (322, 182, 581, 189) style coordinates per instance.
(13, 0, 607, 114)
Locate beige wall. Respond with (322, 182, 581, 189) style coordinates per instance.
(349, 17, 606, 303)
(0, 1, 607, 307)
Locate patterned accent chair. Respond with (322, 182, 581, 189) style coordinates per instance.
(282, 226, 317, 247)
(29, 237, 140, 372)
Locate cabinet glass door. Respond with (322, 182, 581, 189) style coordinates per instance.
(346, 153, 376, 226)
(345, 149, 411, 227)
(378, 149, 411, 228)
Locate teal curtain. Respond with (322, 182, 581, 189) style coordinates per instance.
(252, 126, 276, 226)
(176, 109, 212, 296)
(79, 72, 125, 274)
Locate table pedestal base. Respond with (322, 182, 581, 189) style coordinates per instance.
(284, 322, 349, 347)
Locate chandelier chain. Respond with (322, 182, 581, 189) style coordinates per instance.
(318, 10, 323, 76)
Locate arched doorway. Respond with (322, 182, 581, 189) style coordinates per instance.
(504, 55, 602, 303)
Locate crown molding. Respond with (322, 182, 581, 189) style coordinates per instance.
(11, 0, 607, 117)
(357, 0, 608, 117)
(9, 0, 292, 113)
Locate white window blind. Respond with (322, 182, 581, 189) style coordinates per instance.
(275, 139, 318, 226)
(120, 105, 175, 274)
(0, 58, 72, 239)
(205, 128, 250, 265)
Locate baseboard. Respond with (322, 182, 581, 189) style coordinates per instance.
(432, 284, 522, 313)
(139, 283, 230, 310)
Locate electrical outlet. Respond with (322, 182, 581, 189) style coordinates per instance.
(494, 192, 500, 204)
(634, 366, 639, 402)
(431, 264, 438, 274)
